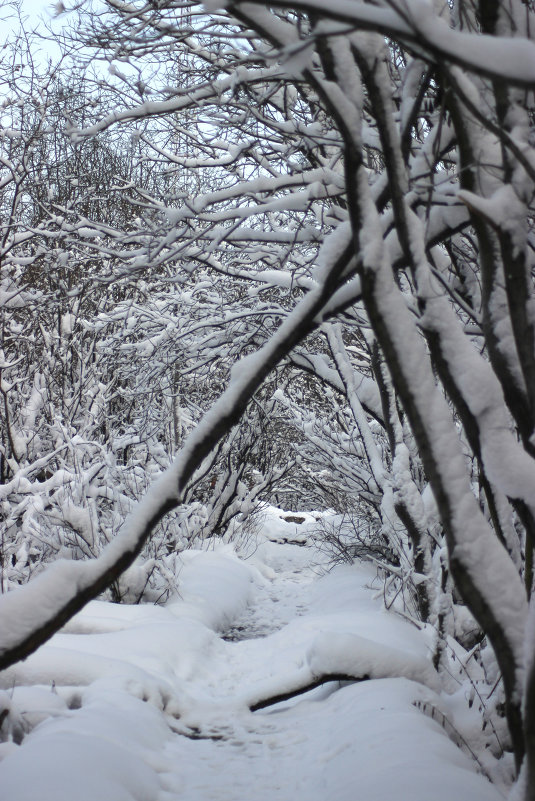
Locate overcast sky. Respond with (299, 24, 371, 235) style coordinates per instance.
(14, 0, 55, 27)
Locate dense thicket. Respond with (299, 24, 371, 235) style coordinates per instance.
(2, 1, 535, 796)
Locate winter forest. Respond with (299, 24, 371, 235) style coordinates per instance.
(1, 0, 535, 799)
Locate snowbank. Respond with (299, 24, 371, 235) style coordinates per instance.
(0, 520, 504, 800)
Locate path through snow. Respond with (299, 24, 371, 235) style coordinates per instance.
(0, 508, 505, 800)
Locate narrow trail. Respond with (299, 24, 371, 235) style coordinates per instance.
(155, 538, 503, 801)
(169, 539, 328, 722)
(222, 541, 321, 642)
(158, 542, 345, 801)
(0, 522, 505, 801)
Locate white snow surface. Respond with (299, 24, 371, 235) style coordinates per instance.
(0, 508, 503, 800)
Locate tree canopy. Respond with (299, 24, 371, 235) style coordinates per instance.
(2, 1, 535, 796)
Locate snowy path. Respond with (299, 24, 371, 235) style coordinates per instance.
(0, 510, 505, 800)
(222, 543, 314, 642)
(161, 541, 326, 800)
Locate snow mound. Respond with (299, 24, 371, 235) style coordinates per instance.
(307, 630, 440, 689)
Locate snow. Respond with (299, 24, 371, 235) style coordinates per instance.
(458, 186, 527, 249)
(257, 0, 535, 85)
(0, 509, 503, 800)
(0, 691, 165, 801)
(71, 65, 288, 141)
(353, 161, 528, 694)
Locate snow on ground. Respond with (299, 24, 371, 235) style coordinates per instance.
(0, 507, 504, 800)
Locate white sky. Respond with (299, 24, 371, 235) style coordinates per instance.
(11, 0, 56, 29)
(2, 0, 77, 68)
(4, 0, 76, 36)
